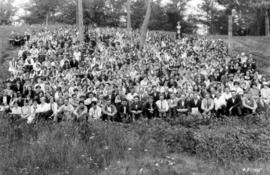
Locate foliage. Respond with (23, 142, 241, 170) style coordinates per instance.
(0, 0, 16, 25)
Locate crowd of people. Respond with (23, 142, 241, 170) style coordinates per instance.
(1, 26, 270, 124)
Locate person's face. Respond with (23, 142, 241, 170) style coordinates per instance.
(160, 95, 164, 100)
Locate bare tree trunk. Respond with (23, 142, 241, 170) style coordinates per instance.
(78, 0, 84, 42)
(228, 11, 233, 54)
(46, 12, 49, 26)
(140, 0, 152, 49)
(127, 0, 132, 30)
(265, 9, 269, 36)
(76, 0, 79, 25)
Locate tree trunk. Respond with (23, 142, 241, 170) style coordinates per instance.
(78, 0, 84, 42)
(46, 12, 49, 26)
(76, 0, 79, 26)
(127, 0, 132, 30)
(140, 0, 152, 49)
(228, 12, 233, 54)
(265, 9, 269, 36)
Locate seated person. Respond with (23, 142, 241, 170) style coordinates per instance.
(201, 93, 214, 118)
(144, 96, 157, 119)
(36, 96, 53, 121)
(57, 98, 76, 121)
(213, 92, 227, 117)
(156, 94, 169, 118)
(130, 96, 143, 121)
(227, 90, 242, 116)
(242, 93, 257, 115)
(117, 99, 130, 122)
(176, 94, 189, 115)
(102, 97, 117, 121)
(9, 100, 22, 122)
(89, 101, 102, 121)
(168, 93, 178, 119)
(189, 93, 202, 115)
(74, 101, 88, 121)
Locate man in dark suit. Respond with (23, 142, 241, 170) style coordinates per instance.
(177, 94, 190, 115)
(189, 93, 202, 115)
(130, 96, 143, 121)
(227, 90, 242, 116)
(117, 99, 130, 123)
(143, 96, 157, 119)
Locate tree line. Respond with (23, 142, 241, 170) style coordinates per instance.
(1, 0, 270, 36)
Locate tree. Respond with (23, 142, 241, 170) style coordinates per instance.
(250, 0, 270, 36)
(78, 0, 84, 42)
(23, 0, 61, 24)
(140, 0, 152, 48)
(0, 0, 16, 25)
(127, 0, 132, 30)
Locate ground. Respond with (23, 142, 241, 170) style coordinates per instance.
(0, 25, 270, 175)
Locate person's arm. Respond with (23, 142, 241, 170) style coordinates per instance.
(201, 100, 206, 111)
(164, 101, 169, 112)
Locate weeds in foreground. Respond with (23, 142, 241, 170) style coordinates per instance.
(1, 114, 270, 174)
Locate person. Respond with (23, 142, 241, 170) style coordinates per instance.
(201, 93, 214, 119)
(213, 92, 227, 117)
(176, 94, 189, 115)
(57, 98, 76, 122)
(242, 93, 257, 115)
(117, 99, 130, 122)
(144, 96, 157, 120)
(89, 101, 102, 121)
(102, 97, 117, 121)
(74, 101, 88, 121)
(189, 93, 202, 116)
(35, 96, 53, 121)
(156, 94, 169, 118)
(130, 96, 143, 121)
(260, 84, 270, 105)
(227, 90, 242, 116)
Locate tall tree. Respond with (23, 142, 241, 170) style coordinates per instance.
(23, 0, 61, 24)
(127, 0, 132, 30)
(78, 0, 84, 42)
(0, 0, 15, 25)
(140, 0, 152, 48)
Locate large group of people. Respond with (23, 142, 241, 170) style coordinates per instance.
(1, 26, 270, 124)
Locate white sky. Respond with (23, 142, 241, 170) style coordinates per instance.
(12, 0, 203, 18)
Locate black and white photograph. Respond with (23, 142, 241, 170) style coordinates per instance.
(0, 0, 270, 174)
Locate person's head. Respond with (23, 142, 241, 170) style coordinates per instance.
(231, 90, 237, 97)
(205, 93, 210, 99)
(40, 97, 46, 104)
(159, 94, 164, 100)
(134, 96, 139, 103)
(79, 101, 85, 107)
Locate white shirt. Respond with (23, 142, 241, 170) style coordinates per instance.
(89, 106, 102, 120)
(214, 96, 227, 110)
(36, 103, 51, 113)
(11, 107, 22, 115)
(156, 100, 169, 112)
(261, 88, 270, 99)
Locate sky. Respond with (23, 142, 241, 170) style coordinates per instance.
(12, 0, 203, 17)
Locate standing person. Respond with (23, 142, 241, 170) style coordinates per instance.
(156, 94, 169, 119)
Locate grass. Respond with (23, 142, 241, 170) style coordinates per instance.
(1, 114, 270, 174)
